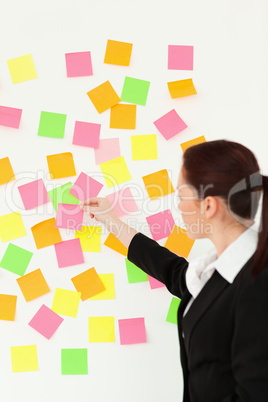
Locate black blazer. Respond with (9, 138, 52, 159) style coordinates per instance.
(127, 232, 268, 402)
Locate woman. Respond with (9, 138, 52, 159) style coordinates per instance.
(80, 139, 268, 402)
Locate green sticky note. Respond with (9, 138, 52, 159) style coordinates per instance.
(61, 348, 88, 375)
(48, 182, 79, 211)
(121, 76, 150, 106)
(125, 258, 148, 283)
(38, 111, 67, 138)
(0, 243, 33, 276)
(166, 297, 181, 324)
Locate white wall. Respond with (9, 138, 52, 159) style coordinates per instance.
(0, 1, 268, 401)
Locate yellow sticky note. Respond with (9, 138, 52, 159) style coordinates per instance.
(99, 156, 132, 188)
(131, 134, 158, 160)
(110, 104, 136, 129)
(0, 157, 15, 185)
(7, 54, 38, 84)
(142, 169, 175, 200)
(0, 294, 17, 321)
(87, 81, 120, 113)
(10, 345, 38, 372)
(167, 78, 197, 99)
(104, 233, 128, 256)
(75, 226, 102, 252)
(180, 135, 206, 153)
(51, 288, 81, 318)
(46, 152, 76, 179)
(164, 226, 195, 257)
(0, 211, 27, 242)
(90, 274, 115, 300)
(88, 316, 115, 342)
(104, 40, 133, 66)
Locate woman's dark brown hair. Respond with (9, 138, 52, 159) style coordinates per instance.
(182, 139, 268, 278)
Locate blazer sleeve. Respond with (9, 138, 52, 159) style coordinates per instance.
(127, 232, 189, 299)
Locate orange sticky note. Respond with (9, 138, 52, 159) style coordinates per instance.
(164, 226, 195, 257)
(104, 233, 128, 256)
(180, 135, 206, 153)
(142, 169, 175, 200)
(46, 152, 76, 179)
(71, 267, 106, 301)
(31, 218, 62, 249)
(104, 40, 133, 66)
(0, 157, 15, 185)
(16, 268, 50, 302)
(167, 78, 197, 99)
(0, 294, 17, 321)
(87, 81, 120, 114)
(110, 104, 136, 129)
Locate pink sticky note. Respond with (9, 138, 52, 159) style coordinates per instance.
(146, 209, 175, 241)
(118, 318, 147, 345)
(153, 109, 187, 140)
(106, 187, 138, 217)
(28, 304, 64, 340)
(72, 121, 101, 148)
(65, 51, 93, 77)
(94, 138, 121, 165)
(69, 172, 103, 202)
(148, 275, 165, 290)
(54, 238, 84, 268)
(0, 105, 22, 129)
(55, 203, 84, 230)
(18, 179, 50, 210)
(168, 45, 194, 70)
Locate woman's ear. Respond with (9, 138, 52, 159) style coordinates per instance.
(203, 196, 218, 219)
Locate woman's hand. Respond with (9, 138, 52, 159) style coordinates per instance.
(79, 197, 121, 231)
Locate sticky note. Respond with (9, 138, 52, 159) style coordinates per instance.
(164, 225, 195, 257)
(110, 104, 136, 129)
(17, 269, 50, 302)
(65, 51, 93, 77)
(61, 349, 88, 375)
(38, 111, 67, 139)
(75, 225, 102, 252)
(87, 81, 120, 113)
(69, 172, 104, 202)
(105, 187, 138, 217)
(0, 243, 33, 276)
(55, 203, 84, 230)
(54, 238, 84, 268)
(28, 305, 64, 339)
(7, 54, 37, 84)
(94, 138, 121, 165)
(104, 233, 128, 256)
(48, 182, 80, 211)
(121, 76, 150, 106)
(18, 178, 50, 210)
(118, 317, 146, 345)
(131, 134, 158, 160)
(71, 267, 106, 301)
(166, 297, 181, 324)
(125, 259, 148, 283)
(47, 152, 76, 179)
(52, 288, 81, 318)
(0, 157, 15, 185)
(0, 105, 22, 128)
(148, 275, 165, 290)
(167, 78, 197, 99)
(153, 109, 188, 140)
(104, 40, 133, 66)
(142, 169, 175, 200)
(168, 45, 194, 70)
(72, 121, 101, 148)
(146, 209, 175, 240)
(89, 274, 115, 300)
(31, 218, 62, 249)
(0, 294, 17, 321)
(180, 135, 206, 153)
(10, 345, 38, 372)
(99, 156, 132, 188)
(0, 211, 26, 242)
(88, 316, 115, 343)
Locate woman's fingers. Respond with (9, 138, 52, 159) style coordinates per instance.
(81, 197, 101, 206)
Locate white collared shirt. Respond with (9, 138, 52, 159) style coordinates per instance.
(183, 225, 259, 317)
